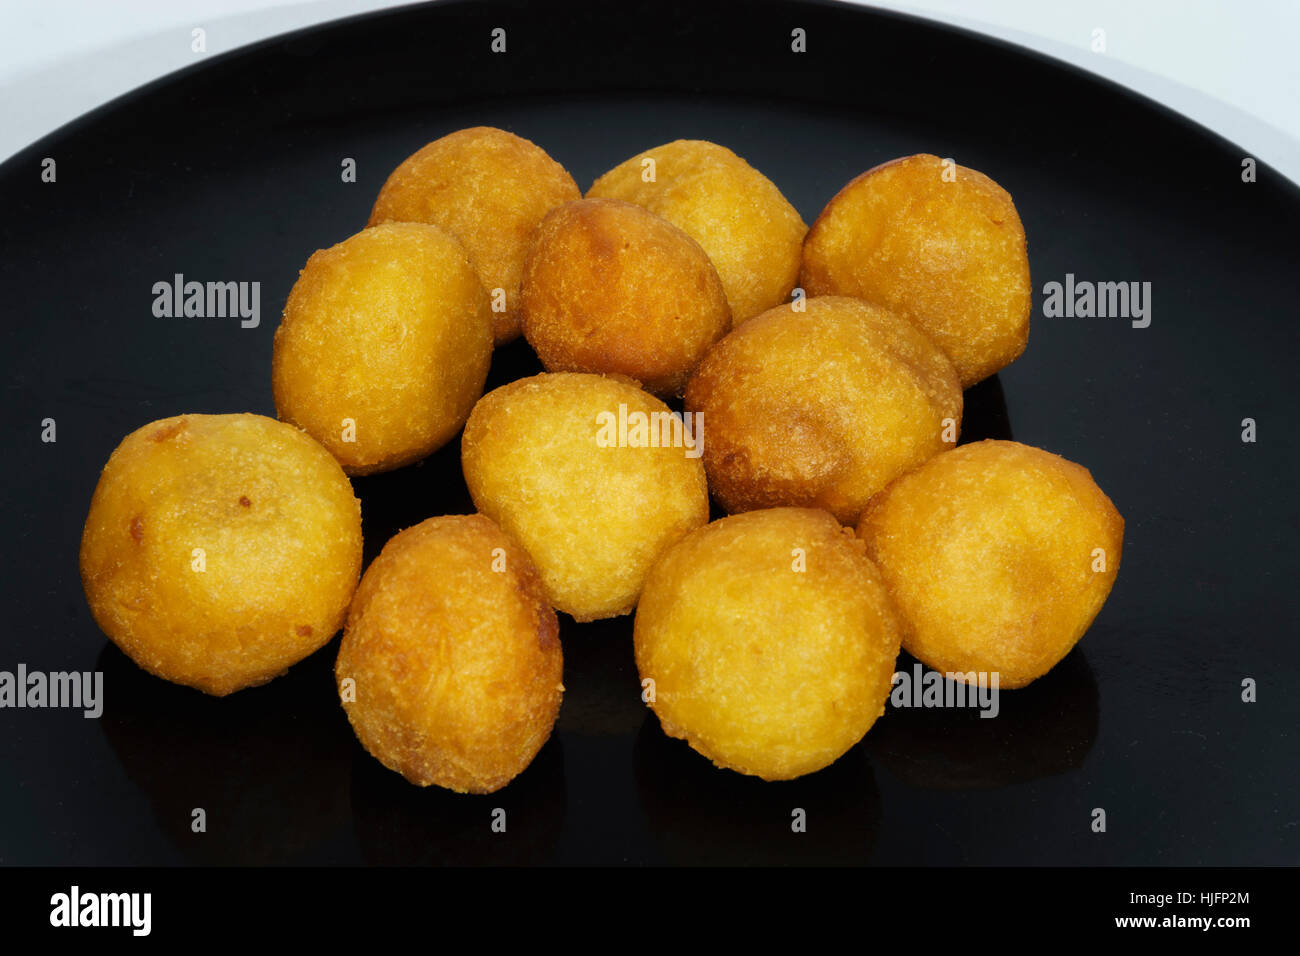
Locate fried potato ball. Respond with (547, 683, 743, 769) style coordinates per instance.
(79, 413, 363, 696)
(336, 514, 563, 794)
(461, 372, 709, 621)
(272, 221, 493, 476)
(587, 139, 806, 324)
(857, 440, 1124, 689)
(684, 295, 962, 526)
(520, 198, 730, 397)
(634, 507, 902, 781)
(800, 153, 1032, 388)
(368, 126, 581, 344)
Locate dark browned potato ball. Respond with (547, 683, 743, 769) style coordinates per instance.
(336, 514, 563, 793)
(521, 198, 730, 397)
(587, 139, 807, 325)
(685, 295, 962, 525)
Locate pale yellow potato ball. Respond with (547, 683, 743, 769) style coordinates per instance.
(634, 507, 902, 781)
(461, 372, 709, 621)
(369, 126, 581, 344)
(272, 222, 493, 476)
(801, 153, 1032, 387)
(857, 440, 1124, 688)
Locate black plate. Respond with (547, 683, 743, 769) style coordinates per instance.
(2, 0, 1296, 866)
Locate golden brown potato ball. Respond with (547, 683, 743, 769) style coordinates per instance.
(272, 221, 493, 476)
(634, 507, 902, 781)
(857, 440, 1124, 689)
(520, 198, 730, 397)
(336, 514, 563, 794)
(79, 413, 363, 696)
(800, 153, 1032, 388)
(461, 372, 708, 621)
(684, 295, 962, 526)
(368, 126, 581, 344)
(587, 139, 806, 325)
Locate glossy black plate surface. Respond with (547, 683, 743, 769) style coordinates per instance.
(1, 0, 1296, 865)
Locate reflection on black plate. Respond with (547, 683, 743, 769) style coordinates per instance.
(97, 642, 351, 865)
(863, 651, 1099, 790)
(351, 736, 567, 866)
(635, 716, 881, 866)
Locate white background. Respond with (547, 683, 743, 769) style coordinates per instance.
(1, 0, 1297, 184)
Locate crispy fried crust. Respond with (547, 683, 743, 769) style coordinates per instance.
(461, 372, 709, 621)
(521, 198, 730, 397)
(857, 440, 1124, 688)
(800, 153, 1031, 387)
(369, 126, 581, 344)
(634, 507, 902, 780)
(79, 413, 363, 696)
(684, 295, 962, 525)
(272, 222, 493, 475)
(587, 139, 807, 325)
(336, 514, 563, 793)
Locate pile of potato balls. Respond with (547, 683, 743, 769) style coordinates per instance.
(80, 127, 1123, 792)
